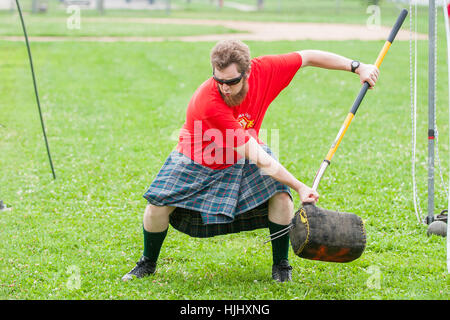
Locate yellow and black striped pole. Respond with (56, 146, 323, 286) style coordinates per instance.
(312, 9, 408, 191)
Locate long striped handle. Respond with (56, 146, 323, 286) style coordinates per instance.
(311, 9, 408, 191)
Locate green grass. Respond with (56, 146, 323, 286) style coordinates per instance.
(1, 2, 450, 300)
(0, 15, 240, 37)
(1, 0, 432, 32)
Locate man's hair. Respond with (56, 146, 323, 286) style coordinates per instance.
(210, 40, 251, 73)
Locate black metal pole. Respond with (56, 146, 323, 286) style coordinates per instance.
(15, 0, 56, 179)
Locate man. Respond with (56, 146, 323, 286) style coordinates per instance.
(122, 40, 379, 283)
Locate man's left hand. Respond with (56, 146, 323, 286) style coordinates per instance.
(356, 63, 379, 89)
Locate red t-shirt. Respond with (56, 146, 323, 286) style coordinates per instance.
(176, 52, 302, 169)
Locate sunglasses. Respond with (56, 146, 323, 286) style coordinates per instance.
(213, 70, 245, 86)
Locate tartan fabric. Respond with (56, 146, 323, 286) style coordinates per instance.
(168, 203, 270, 238)
(143, 145, 292, 237)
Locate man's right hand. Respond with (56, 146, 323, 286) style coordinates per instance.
(297, 184, 319, 205)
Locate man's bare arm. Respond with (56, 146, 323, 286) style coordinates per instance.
(234, 137, 318, 204)
(298, 49, 380, 88)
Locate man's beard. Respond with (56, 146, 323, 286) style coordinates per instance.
(221, 80, 249, 107)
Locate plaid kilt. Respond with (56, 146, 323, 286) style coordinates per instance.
(143, 145, 292, 237)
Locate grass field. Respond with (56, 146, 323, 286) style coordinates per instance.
(0, 0, 432, 28)
(1, 0, 449, 300)
(0, 19, 239, 37)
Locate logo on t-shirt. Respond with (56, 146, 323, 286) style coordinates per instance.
(237, 113, 254, 130)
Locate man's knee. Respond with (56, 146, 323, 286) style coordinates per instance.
(144, 204, 175, 220)
(268, 192, 294, 224)
(143, 204, 175, 232)
(270, 192, 293, 210)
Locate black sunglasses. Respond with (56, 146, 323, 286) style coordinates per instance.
(213, 70, 245, 86)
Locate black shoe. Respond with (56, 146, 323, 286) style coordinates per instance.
(272, 259, 292, 283)
(121, 256, 156, 281)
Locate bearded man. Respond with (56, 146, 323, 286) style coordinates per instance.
(122, 40, 379, 283)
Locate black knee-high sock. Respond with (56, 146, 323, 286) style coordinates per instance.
(268, 221, 290, 265)
(142, 226, 168, 263)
